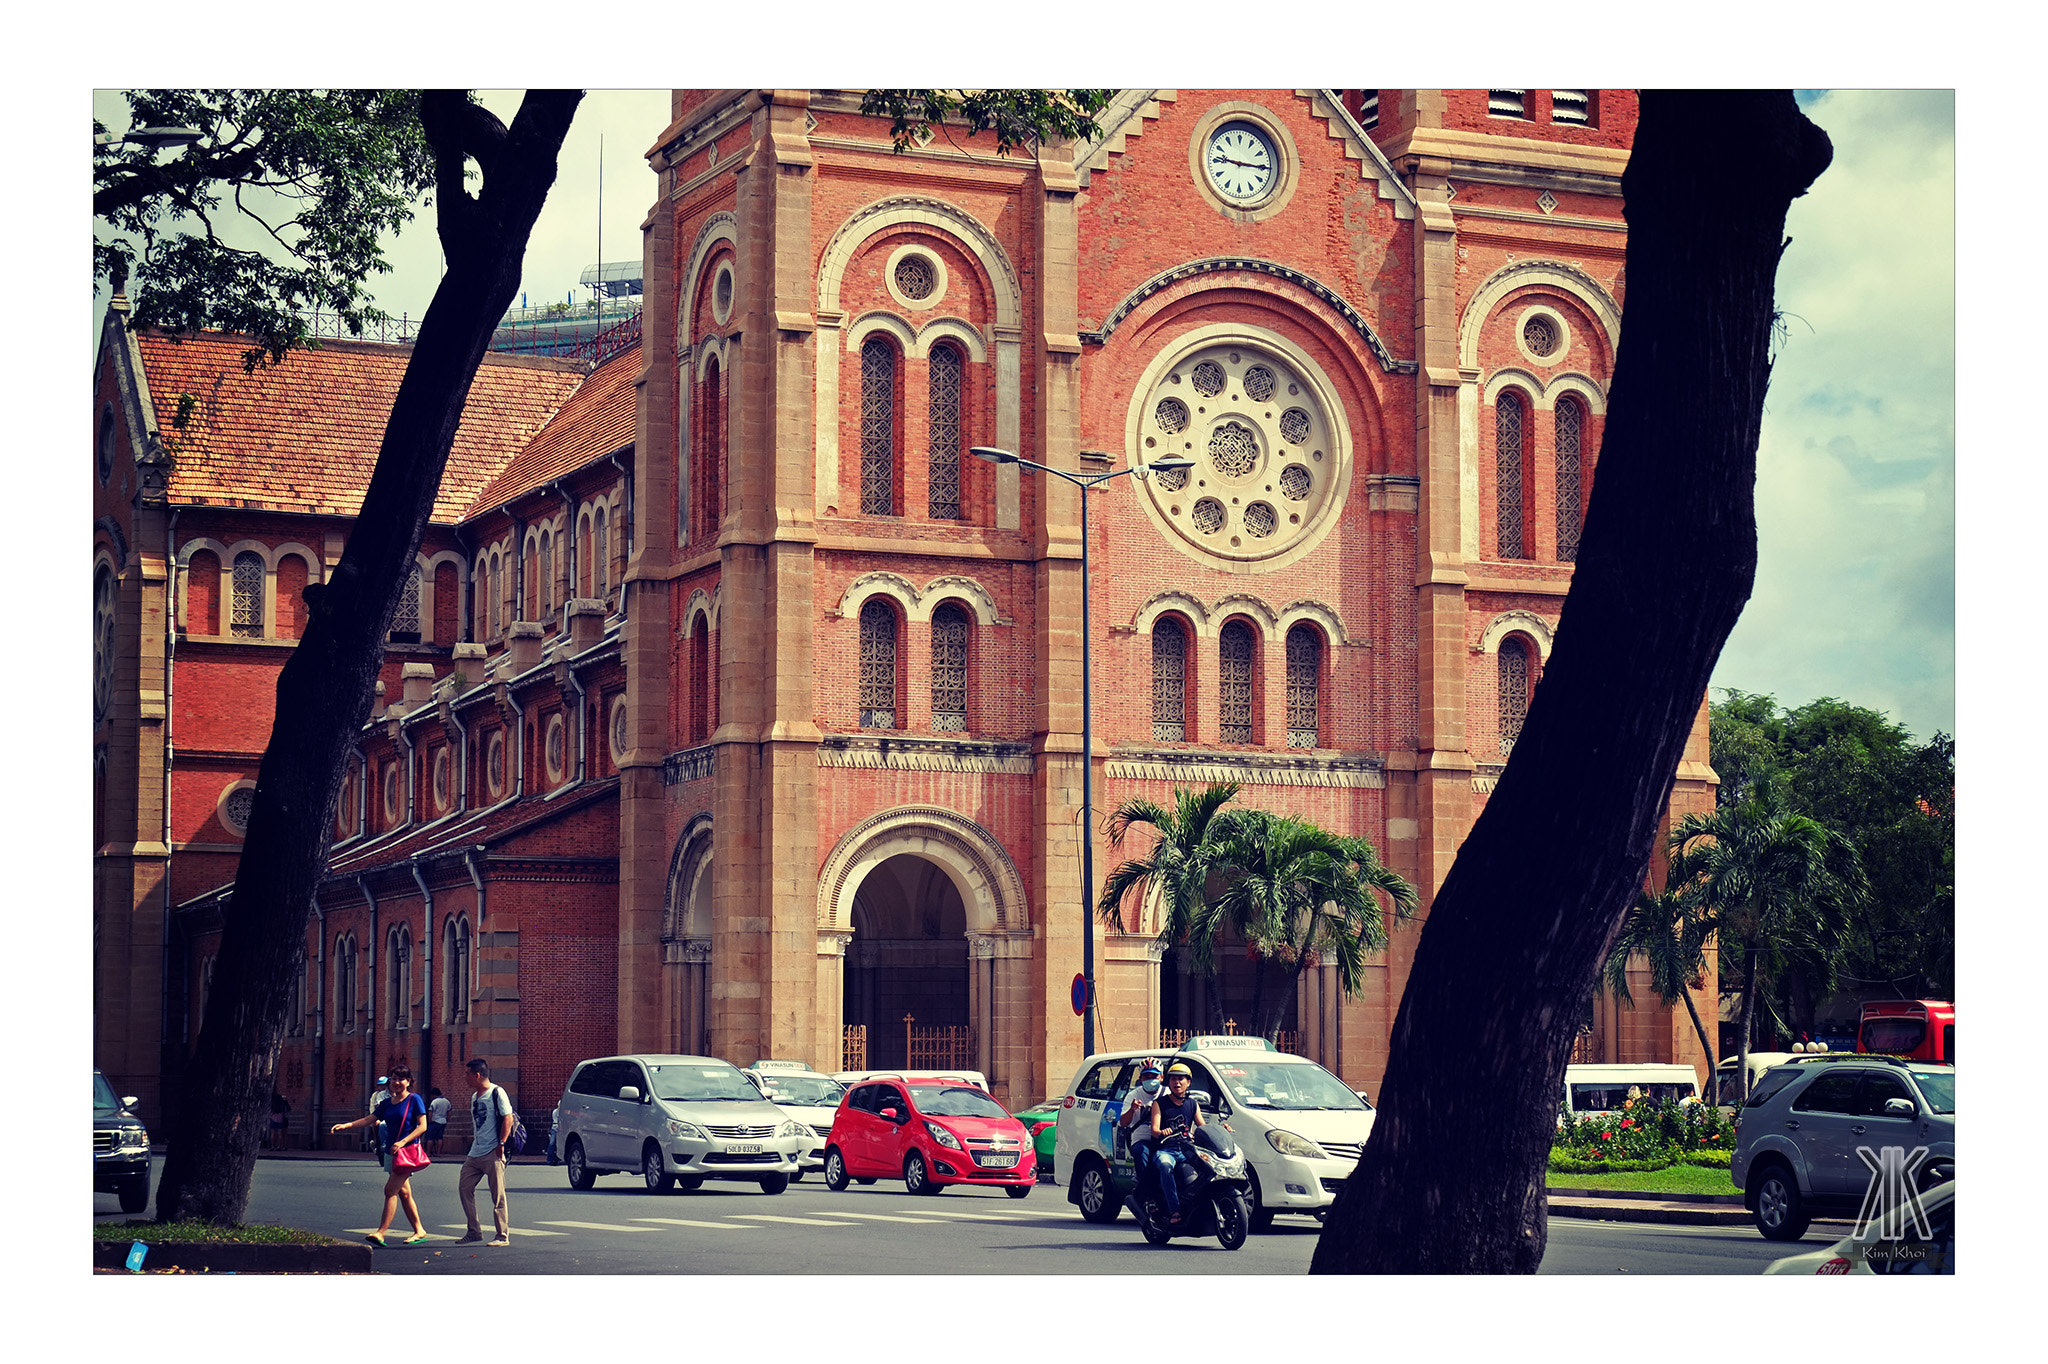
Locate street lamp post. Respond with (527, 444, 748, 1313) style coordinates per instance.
(970, 446, 1194, 1059)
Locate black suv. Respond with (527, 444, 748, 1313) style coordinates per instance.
(94, 1070, 151, 1214)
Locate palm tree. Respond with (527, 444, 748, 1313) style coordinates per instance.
(1200, 809, 1418, 1042)
(1098, 782, 1242, 1032)
(1601, 881, 1719, 1087)
(1664, 790, 1866, 1099)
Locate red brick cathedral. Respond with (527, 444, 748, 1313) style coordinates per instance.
(93, 90, 1717, 1138)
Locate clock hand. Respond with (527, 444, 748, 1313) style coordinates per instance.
(1211, 155, 1268, 171)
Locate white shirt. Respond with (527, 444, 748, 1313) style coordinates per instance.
(1121, 1082, 1163, 1129)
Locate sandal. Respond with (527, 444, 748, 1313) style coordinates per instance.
(403, 1232, 428, 1244)
(364, 1233, 387, 1248)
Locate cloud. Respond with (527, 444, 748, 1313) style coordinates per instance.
(1711, 90, 1955, 741)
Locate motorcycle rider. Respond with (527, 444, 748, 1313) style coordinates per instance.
(1119, 1059, 1166, 1187)
(1148, 1061, 1206, 1224)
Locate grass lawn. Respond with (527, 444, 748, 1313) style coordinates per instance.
(1546, 1164, 1740, 1197)
(92, 1220, 338, 1244)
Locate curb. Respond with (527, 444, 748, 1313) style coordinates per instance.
(93, 1238, 375, 1275)
(1548, 1198, 1753, 1227)
(1549, 1187, 1743, 1205)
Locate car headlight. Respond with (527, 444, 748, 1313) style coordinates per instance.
(665, 1120, 706, 1140)
(118, 1126, 149, 1152)
(1265, 1129, 1328, 1160)
(924, 1121, 963, 1150)
(777, 1119, 811, 1139)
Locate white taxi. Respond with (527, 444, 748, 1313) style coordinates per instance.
(1054, 1036, 1375, 1231)
(741, 1059, 846, 1178)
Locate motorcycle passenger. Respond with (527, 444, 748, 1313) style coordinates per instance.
(1120, 1059, 1166, 1188)
(1149, 1061, 1206, 1224)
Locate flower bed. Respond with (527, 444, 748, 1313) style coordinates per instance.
(1550, 1094, 1736, 1174)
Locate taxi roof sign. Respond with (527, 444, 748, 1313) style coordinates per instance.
(1179, 1035, 1275, 1052)
(751, 1059, 817, 1072)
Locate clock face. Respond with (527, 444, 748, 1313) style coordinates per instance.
(1205, 121, 1277, 203)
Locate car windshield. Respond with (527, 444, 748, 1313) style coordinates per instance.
(1209, 1061, 1363, 1110)
(94, 1072, 119, 1113)
(910, 1085, 1010, 1119)
(758, 1075, 844, 1106)
(646, 1063, 761, 1102)
(1909, 1069, 1955, 1114)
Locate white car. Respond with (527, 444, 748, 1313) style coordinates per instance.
(1053, 1037, 1375, 1231)
(742, 1060, 846, 1176)
(1764, 1179, 1954, 1274)
(833, 1068, 988, 1091)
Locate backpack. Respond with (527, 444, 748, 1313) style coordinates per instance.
(497, 1087, 529, 1154)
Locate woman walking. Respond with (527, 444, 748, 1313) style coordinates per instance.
(330, 1064, 431, 1246)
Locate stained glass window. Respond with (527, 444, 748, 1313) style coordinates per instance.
(1499, 636, 1531, 756)
(929, 345, 963, 519)
(390, 564, 422, 641)
(931, 603, 969, 732)
(1219, 621, 1254, 743)
(1152, 617, 1187, 743)
(859, 598, 898, 728)
(1286, 625, 1321, 748)
(1556, 398, 1583, 563)
(230, 551, 264, 638)
(861, 337, 896, 516)
(1496, 391, 1527, 559)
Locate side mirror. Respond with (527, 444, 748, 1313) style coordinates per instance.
(617, 1086, 641, 1103)
(1189, 1090, 1212, 1107)
(880, 1107, 902, 1122)
(1884, 1097, 1915, 1117)
(122, 1096, 141, 1110)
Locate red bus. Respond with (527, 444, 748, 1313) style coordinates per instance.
(1857, 1000, 1955, 1063)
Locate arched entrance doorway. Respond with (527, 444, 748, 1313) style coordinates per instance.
(843, 853, 969, 1070)
(664, 815, 713, 1055)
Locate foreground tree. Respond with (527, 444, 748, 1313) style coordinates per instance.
(1311, 91, 1832, 1273)
(148, 91, 584, 1224)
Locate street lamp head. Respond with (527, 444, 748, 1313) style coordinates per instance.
(126, 126, 202, 151)
(1145, 455, 1196, 471)
(969, 446, 1019, 465)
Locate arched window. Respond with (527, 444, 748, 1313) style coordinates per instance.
(700, 356, 723, 541)
(275, 554, 310, 640)
(389, 563, 422, 643)
(335, 934, 358, 1034)
(594, 507, 610, 597)
(1218, 619, 1254, 744)
(689, 616, 711, 744)
(472, 563, 488, 641)
(489, 551, 505, 638)
(388, 924, 412, 1030)
(577, 516, 593, 599)
(858, 598, 898, 728)
(444, 917, 471, 1025)
(931, 602, 969, 732)
(1499, 636, 1533, 757)
(1495, 390, 1529, 559)
(928, 343, 964, 519)
(229, 551, 265, 638)
(1556, 397, 1584, 563)
(1152, 617, 1188, 743)
(538, 532, 553, 616)
(434, 561, 459, 647)
(186, 549, 221, 635)
(860, 335, 898, 516)
(1285, 624, 1323, 749)
(523, 538, 539, 621)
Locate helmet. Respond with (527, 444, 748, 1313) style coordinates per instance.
(1165, 1062, 1193, 1079)
(1139, 1060, 1163, 1077)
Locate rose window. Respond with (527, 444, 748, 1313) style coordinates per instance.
(1243, 503, 1277, 538)
(894, 254, 936, 301)
(1523, 315, 1558, 358)
(224, 787, 255, 834)
(1279, 408, 1311, 445)
(1192, 498, 1226, 534)
(1279, 464, 1312, 501)
(1191, 360, 1227, 397)
(1243, 365, 1276, 403)
(1209, 422, 1258, 478)
(1155, 397, 1190, 434)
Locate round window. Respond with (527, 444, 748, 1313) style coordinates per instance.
(609, 696, 629, 766)
(382, 764, 400, 822)
(486, 731, 506, 798)
(222, 785, 256, 836)
(711, 260, 735, 326)
(1523, 315, 1558, 359)
(545, 712, 567, 783)
(432, 747, 451, 811)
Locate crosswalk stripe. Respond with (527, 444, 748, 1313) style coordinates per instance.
(631, 1217, 760, 1230)
(347, 1228, 458, 1241)
(537, 1220, 659, 1232)
(822, 1211, 953, 1224)
(731, 1213, 862, 1227)
(878, 1207, 1038, 1221)
(437, 1224, 568, 1236)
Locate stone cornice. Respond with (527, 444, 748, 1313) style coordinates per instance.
(817, 734, 1035, 775)
(1105, 747, 1386, 789)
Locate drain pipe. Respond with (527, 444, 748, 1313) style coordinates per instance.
(410, 858, 436, 1096)
(465, 847, 487, 929)
(399, 722, 418, 833)
(553, 480, 575, 632)
(561, 662, 591, 795)
(357, 876, 379, 1102)
(608, 452, 632, 620)
(310, 889, 326, 1147)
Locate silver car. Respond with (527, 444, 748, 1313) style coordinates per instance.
(556, 1054, 810, 1194)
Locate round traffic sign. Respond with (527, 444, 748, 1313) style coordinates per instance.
(1071, 973, 1090, 1017)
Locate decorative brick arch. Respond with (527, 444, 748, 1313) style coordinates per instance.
(1480, 609, 1556, 661)
(912, 316, 987, 362)
(1544, 372, 1608, 415)
(1211, 593, 1279, 635)
(1277, 598, 1349, 647)
(844, 310, 917, 354)
(837, 571, 920, 622)
(1483, 369, 1544, 407)
(1132, 590, 1212, 638)
(918, 575, 1003, 627)
(664, 812, 715, 944)
(817, 806, 1027, 936)
(679, 212, 738, 335)
(683, 582, 722, 634)
(817, 197, 1022, 328)
(1458, 259, 1622, 369)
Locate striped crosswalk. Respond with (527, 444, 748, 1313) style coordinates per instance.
(344, 1196, 1071, 1244)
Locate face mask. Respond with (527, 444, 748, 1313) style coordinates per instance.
(1139, 1077, 1162, 1094)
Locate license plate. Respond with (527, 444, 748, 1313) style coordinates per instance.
(978, 1152, 1019, 1168)
(728, 1143, 761, 1154)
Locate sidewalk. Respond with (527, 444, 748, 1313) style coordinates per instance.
(1547, 1187, 1852, 1228)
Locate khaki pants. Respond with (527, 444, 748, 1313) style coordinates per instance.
(458, 1150, 509, 1238)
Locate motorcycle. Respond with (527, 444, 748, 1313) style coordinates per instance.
(1126, 1123, 1252, 1250)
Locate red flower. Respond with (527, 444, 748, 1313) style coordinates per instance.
(1620, 1118, 1633, 1128)
(1602, 1132, 1614, 1141)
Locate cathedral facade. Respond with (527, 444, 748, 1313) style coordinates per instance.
(92, 90, 1718, 1140)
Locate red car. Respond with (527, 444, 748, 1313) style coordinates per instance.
(822, 1075, 1035, 1198)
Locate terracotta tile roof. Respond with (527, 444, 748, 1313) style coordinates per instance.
(466, 342, 640, 515)
(322, 776, 620, 878)
(136, 332, 588, 522)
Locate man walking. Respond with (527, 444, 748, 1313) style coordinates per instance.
(457, 1058, 516, 1246)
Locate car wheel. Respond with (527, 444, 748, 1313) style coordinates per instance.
(1245, 1168, 1276, 1232)
(1076, 1158, 1120, 1224)
(118, 1176, 148, 1215)
(904, 1150, 935, 1195)
(1752, 1163, 1810, 1241)
(565, 1137, 596, 1191)
(642, 1143, 674, 1194)
(1005, 1183, 1031, 1200)
(855, 1177, 877, 1185)
(1215, 1191, 1250, 1250)
(823, 1147, 851, 1192)
(677, 1176, 704, 1191)
(790, 1170, 804, 1183)
(758, 1173, 790, 1195)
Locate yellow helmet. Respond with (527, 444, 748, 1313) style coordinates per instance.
(1164, 1062, 1193, 1078)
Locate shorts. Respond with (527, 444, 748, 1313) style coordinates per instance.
(424, 1123, 447, 1141)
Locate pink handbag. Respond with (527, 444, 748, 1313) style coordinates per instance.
(393, 1141, 428, 1170)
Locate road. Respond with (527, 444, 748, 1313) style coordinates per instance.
(97, 1159, 1819, 1274)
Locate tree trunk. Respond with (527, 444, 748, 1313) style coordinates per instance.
(1737, 947, 1760, 1101)
(152, 91, 582, 1224)
(1679, 978, 1716, 1092)
(1310, 91, 1829, 1273)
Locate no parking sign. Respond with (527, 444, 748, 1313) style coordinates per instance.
(1070, 973, 1091, 1017)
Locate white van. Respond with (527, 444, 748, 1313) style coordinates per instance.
(1558, 1062, 1701, 1123)
(1711, 1052, 1799, 1107)
(742, 1059, 846, 1176)
(1054, 1037, 1374, 1231)
(555, 1054, 809, 1194)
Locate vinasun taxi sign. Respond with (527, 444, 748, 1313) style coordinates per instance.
(751, 1059, 818, 1072)
(1179, 1036, 1276, 1053)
